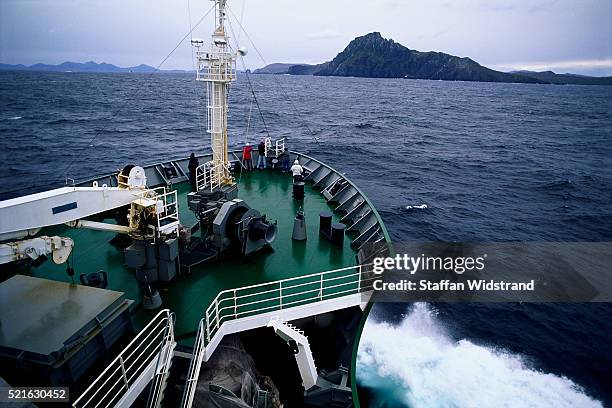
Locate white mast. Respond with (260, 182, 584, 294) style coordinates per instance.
(192, 0, 236, 189)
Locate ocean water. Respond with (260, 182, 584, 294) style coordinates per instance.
(358, 303, 609, 408)
(1, 71, 612, 406)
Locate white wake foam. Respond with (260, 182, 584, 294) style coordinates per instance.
(405, 204, 428, 210)
(357, 303, 602, 408)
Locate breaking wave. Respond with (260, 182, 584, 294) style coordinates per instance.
(357, 303, 603, 408)
(405, 204, 428, 210)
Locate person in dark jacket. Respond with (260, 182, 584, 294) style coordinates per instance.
(188, 153, 199, 191)
(257, 140, 266, 169)
(279, 148, 290, 172)
(242, 143, 253, 171)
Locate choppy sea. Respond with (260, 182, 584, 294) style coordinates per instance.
(1, 71, 611, 406)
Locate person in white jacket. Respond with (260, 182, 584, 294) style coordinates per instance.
(290, 160, 304, 183)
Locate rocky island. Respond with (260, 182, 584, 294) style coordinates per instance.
(254, 32, 612, 85)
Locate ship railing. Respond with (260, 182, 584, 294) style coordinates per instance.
(195, 52, 236, 82)
(204, 263, 375, 344)
(196, 161, 231, 192)
(180, 320, 207, 408)
(275, 138, 286, 157)
(262, 137, 285, 158)
(180, 263, 375, 408)
(135, 187, 180, 236)
(264, 137, 273, 157)
(73, 309, 176, 408)
(195, 161, 210, 191)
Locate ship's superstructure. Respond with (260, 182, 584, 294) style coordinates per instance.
(0, 1, 390, 407)
(191, 0, 237, 192)
(187, 0, 277, 262)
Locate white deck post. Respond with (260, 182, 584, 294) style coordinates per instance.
(233, 289, 237, 318)
(120, 356, 129, 390)
(319, 274, 323, 300)
(206, 310, 211, 342)
(215, 300, 220, 330)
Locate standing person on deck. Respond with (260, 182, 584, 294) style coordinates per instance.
(242, 143, 253, 172)
(291, 159, 304, 183)
(188, 153, 199, 191)
(257, 140, 266, 169)
(279, 148, 290, 173)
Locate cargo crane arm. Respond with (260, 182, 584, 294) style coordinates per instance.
(0, 166, 180, 266)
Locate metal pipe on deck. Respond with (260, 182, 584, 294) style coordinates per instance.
(69, 219, 132, 234)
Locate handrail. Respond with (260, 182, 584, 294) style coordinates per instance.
(195, 51, 236, 83)
(264, 137, 272, 157)
(196, 161, 231, 192)
(203, 263, 373, 343)
(263, 137, 285, 158)
(195, 161, 212, 192)
(180, 263, 374, 408)
(180, 320, 206, 408)
(275, 138, 285, 157)
(134, 187, 179, 236)
(73, 309, 175, 408)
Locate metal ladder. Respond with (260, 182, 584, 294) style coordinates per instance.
(267, 319, 318, 390)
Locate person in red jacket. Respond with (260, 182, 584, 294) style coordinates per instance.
(242, 143, 253, 171)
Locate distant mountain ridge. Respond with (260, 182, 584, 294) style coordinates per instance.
(0, 61, 188, 73)
(255, 32, 612, 85)
(252, 63, 297, 74)
(510, 70, 612, 86)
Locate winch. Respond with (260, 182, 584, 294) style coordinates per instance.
(188, 195, 277, 257)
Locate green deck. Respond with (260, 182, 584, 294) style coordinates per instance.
(31, 169, 356, 343)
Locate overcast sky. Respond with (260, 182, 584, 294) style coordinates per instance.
(1, 0, 611, 76)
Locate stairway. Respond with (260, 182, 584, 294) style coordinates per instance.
(267, 319, 318, 391)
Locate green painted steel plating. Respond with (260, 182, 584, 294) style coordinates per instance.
(32, 157, 389, 344)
